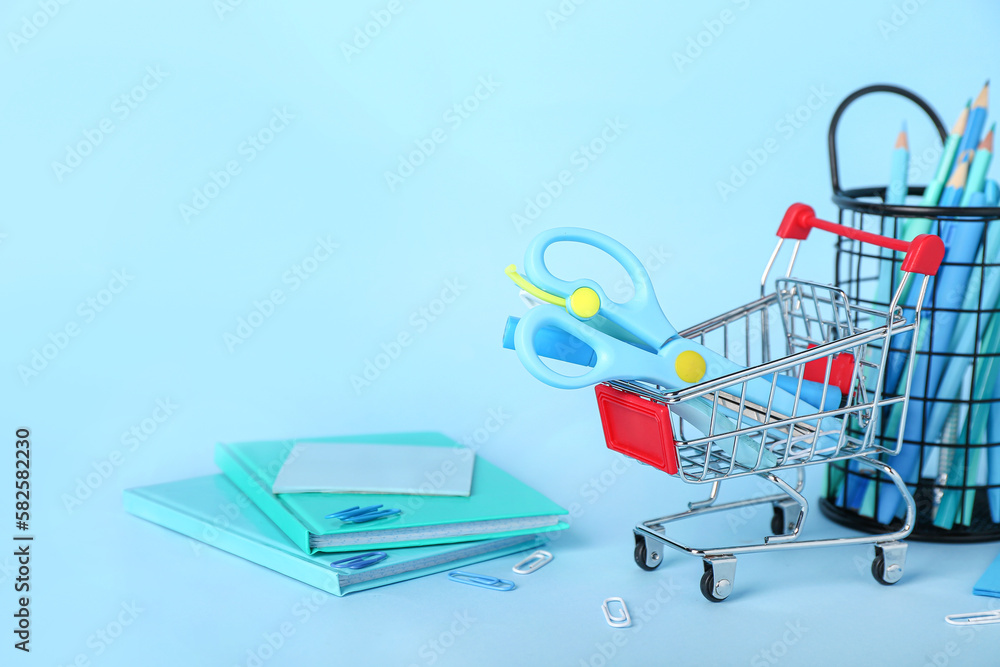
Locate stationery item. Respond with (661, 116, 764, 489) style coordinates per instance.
(326, 505, 401, 523)
(508, 228, 841, 440)
(502, 315, 842, 410)
(447, 571, 515, 591)
(890, 102, 970, 299)
(602, 597, 631, 628)
(988, 350, 1000, 523)
(824, 82, 1000, 542)
(874, 124, 911, 308)
(878, 156, 976, 523)
(923, 188, 1000, 445)
(974, 549, 1000, 598)
(216, 433, 569, 554)
(331, 552, 388, 569)
(123, 474, 547, 596)
(952, 81, 989, 172)
(271, 441, 475, 496)
(933, 312, 1000, 529)
(512, 550, 552, 574)
(945, 611, 1000, 626)
(933, 102, 971, 184)
(506, 264, 654, 352)
(959, 124, 995, 206)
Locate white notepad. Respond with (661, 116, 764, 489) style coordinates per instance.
(271, 442, 475, 496)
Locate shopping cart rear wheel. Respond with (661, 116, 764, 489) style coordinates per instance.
(700, 557, 736, 602)
(871, 553, 901, 586)
(699, 570, 727, 603)
(871, 542, 906, 585)
(633, 535, 661, 571)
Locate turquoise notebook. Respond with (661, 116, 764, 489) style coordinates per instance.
(215, 432, 569, 554)
(124, 474, 548, 596)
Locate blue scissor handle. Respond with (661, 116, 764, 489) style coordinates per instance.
(523, 227, 678, 346)
(514, 305, 685, 390)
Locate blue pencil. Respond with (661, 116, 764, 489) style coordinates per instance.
(951, 81, 989, 178)
(876, 155, 974, 524)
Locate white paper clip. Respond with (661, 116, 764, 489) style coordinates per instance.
(945, 611, 1000, 626)
(512, 550, 553, 575)
(602, 597, 631, 628)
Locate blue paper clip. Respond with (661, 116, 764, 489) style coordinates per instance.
(447, 571, 516, 591)
(325, 505, 401, 523)
(331, 552, 388, 570)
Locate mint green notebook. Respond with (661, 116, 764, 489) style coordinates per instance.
(215, 432, 569, 554)
(124, 474, 547, 596)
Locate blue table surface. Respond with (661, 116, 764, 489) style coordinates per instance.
(5, 1, 1000, 665)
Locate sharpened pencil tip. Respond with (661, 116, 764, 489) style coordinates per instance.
(895, 123, 908, 150)
(953, 102, 971, 136)
(980, 123, 995, 152)
(974, 81, 989, 109)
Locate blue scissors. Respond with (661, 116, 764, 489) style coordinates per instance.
(509, 228, 838, 424)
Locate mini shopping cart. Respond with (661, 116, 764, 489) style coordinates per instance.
(594, 204, 944, 602)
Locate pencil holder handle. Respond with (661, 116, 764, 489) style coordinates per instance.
(827, 84, 948, 196)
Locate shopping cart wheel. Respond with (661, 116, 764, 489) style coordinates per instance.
(770, 499, 800, 535)
(700, 556, 736, 602)
(770, 512, 783, 535)
(871, 542, 906, 586)
(633, 533, 662, 571)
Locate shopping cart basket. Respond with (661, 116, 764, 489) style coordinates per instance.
(596, 203, 943, 601)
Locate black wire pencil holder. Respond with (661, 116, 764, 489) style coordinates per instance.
(819, 84, 1000, 542)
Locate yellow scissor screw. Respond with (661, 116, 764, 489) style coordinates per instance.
(569, 287, 601, 318)
(675, 350, 706, 383)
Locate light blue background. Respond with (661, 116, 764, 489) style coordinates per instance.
(5, 1, 1000, 665)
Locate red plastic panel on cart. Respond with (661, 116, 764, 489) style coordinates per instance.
(595, 384, 678, 475)
(803, 344, 855, 397)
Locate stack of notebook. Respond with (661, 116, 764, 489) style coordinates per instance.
(124, 432, 568, 595)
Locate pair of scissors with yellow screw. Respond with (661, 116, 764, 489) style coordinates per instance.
(506, 227, 826, 422)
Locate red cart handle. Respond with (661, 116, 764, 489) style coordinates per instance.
(777, 203, 944, 276)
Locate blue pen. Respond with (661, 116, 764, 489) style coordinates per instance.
(920, 190, 998, 444)
(877, 156, 975, 524)
(502, 315, 842, 410)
